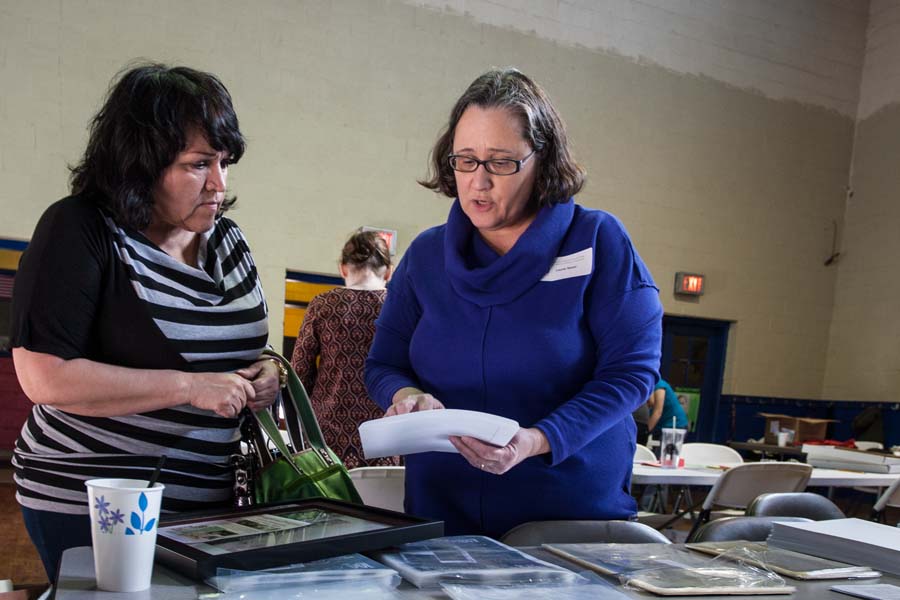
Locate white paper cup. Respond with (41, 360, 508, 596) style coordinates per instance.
(777, 431, 790, 447)
(660, 428, 687, 469)
(85, 478, 164, 592)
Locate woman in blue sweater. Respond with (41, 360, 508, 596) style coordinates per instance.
(365, 69, 663, 538)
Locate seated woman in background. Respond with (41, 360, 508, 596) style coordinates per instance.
(366, 68, 662, 538)
(648, 378, 689, 433)
(9, 63, 280, 580)
(291, 231, 399, 469)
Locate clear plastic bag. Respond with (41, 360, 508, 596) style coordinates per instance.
(689, 540, 880, 580)
(543, 543, 795, 595)
(441, 570, 631, 600)
(203, 553, 401, 599)
(375, 535, 580, 588)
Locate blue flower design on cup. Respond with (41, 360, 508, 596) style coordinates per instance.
(94, 492, 157, 535)
(94, 495, 110, 514)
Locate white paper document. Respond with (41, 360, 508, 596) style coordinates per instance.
(831, 584, 900, 600)
(359, 410, 520, 458)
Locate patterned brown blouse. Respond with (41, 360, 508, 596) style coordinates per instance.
(291, 287, 400, 469)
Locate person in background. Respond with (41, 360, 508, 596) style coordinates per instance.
(633, 401, 651, 446)
(648, 378, 689, 433)
(9, 63, 280, 581)
(365, 68, 662, 538)
(292, 231, 399, 469)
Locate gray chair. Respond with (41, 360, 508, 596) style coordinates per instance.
(746, 492, 845, 521)
(686, 462, 813, 540)
(500, 519, 671, 545)
(872, 477, 900, 523)
(687, 516, 813, 543)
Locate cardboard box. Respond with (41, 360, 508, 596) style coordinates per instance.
(758, 412, 838, 444)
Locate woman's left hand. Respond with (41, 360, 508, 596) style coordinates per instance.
(235, 360, 280, 411)
(450, 427, 550, 475)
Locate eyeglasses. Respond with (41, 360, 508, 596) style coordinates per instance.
(448, 149, 536, 176)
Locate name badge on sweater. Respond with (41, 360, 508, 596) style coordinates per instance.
(541, 248, 593, 282)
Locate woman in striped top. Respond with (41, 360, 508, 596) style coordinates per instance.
(9, 63, 280, 581)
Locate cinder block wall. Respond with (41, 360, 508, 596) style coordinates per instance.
(823, 0, 900, 401)
(0, 0, 880, 400)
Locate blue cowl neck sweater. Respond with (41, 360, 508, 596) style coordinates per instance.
(366, 198, 662, 538)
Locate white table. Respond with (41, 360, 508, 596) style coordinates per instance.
(632, 462, 900, 488)
(55, 545, 900, 599)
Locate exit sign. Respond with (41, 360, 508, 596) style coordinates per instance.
(361, 226, 398, 256)
(675, 272, 705, 296)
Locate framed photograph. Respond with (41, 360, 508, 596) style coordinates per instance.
(155, 498, 443, 580)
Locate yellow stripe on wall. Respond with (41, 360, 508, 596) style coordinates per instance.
(285, 280, 339, 305)
(284, 305, 307, 338)
(0, 249, 22, 271)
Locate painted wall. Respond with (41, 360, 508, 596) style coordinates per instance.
(823, 0, 900, 401)
(0, 0, 870, 399)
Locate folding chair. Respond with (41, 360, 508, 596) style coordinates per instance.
(348, 466, 405, 512)
(681, 443, 743, 466)
(686, 462, 812, 540)
(871, 477, 900, 524)
(500, 520, 671, 545)
(746, 492, 845, 521)
(634, 444, 656, 462)
(688, 516, 813, 543)
(633, 444, 666, 515)
(672, 444, 745, 519)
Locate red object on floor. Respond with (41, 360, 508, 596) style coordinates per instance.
(801, 438, 857, 448)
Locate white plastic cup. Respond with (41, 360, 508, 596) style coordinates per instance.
(85, 478, 164, 592)
(777, 431, 790, 447)
(660, 428, 687, 469)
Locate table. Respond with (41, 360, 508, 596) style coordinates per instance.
(56, 545, 900, 599)
(728, 441, 807, 461)
(632, 463, 900, 488)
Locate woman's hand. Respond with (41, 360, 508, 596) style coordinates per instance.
(450, 427, 550, 475)
(385, 392, 445, 416)
(188, 372, 256, 418)
(235, 359, 281, 411)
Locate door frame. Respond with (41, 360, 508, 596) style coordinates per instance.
(660, 315, 731, 442)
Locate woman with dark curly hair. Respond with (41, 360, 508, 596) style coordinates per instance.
(292, 230, 399, 469)
(9, 63, 280, 579)
(366, 69, 663, 537)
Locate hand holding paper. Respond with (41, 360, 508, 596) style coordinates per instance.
(451, 427, 550, 475)
(384, 392, 444, 416)
(359, 409, 520, 458)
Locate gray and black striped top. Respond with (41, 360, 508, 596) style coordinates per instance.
(10, 195, 268, 514)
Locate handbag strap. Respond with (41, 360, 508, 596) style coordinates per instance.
(251, 351, 334, 475)
(253, 406, 307, 477)
(263, 350, 328, 450)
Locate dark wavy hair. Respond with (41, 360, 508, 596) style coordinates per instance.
(341, 230, 391, 272)
(69, 62, 246, 230)
(419, 68, 585, 208)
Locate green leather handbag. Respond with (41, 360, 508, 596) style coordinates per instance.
(248, 351, 362, 505)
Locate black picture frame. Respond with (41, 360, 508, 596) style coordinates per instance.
(155, 498, 443, 580)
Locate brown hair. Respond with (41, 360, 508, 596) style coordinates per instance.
(419, 68, 585, 208)
(341, 231, 391, 272)
(70, 62, 244, 230)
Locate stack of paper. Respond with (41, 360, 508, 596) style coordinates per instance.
(803, 445, 900, 473)
(768, 518, 900, 577)
(359, 410, 520, 458)
(686, 540, 881, 579)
